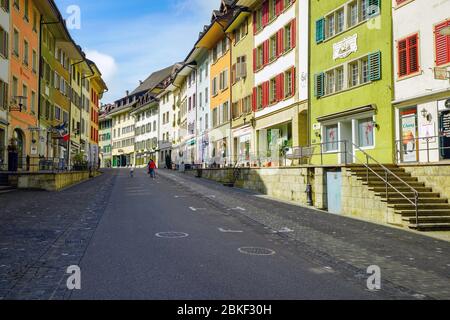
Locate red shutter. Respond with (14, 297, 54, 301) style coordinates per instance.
(291, 67, 296, 97)
(276, 0, 281, 15)
(265, 81, 270, 108)
(252, 87, 257, 111)
(435, 21, 450, 66)
(263, 1, 269, 26)
(263, 40, 269, 66)
(279, 28, 284, 55)
(280, 73, 285, 99)
(291, 19, 296, 48)
(398, 39, 407, 76)
(253, 11, 257, 34)
(253, 48, 257, 71)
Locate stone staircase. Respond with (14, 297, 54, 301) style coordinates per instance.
(348, 165, 450, 231)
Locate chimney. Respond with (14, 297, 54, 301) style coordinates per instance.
(139, 80, 143, 85)
(126, 90, 129, 96)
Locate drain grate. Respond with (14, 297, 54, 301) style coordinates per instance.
(155, 232, 189, 239)
(238, 247, 276, 256)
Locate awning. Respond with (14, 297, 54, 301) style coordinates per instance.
(316, 105, 377, 122)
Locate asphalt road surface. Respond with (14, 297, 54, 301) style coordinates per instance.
(1, 169, 449, 300)
(70, 169, 449, 300)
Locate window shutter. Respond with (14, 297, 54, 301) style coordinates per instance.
(435, 21, 450, 66)
(367, 0, 381, 18)
(314, 73, 324, 98)
(262, 1, 269, 26)
(316, 18, 325, 43)
(398, 39, 407, 77)
(252, 88, 257, 111)
(278, 28, 284, 56)
(276, 0, 281, 16)
(291, 19, 296, 49)
(264, 81, 270, 108)
(368, 51, 382, 81)
(291, 67, 296, 97)
(253, 48, 257, 71)
(409, 35, 419, 73)
(279, 73, 285, 99)
(264, 40, 269, 65)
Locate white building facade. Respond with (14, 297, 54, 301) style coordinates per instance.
(158, 88, 175, 168)
(196, 53, 211, 165)
(393, 0, 450, 163)
(0, 1, 9, 167)
(132, 93, 159, 167)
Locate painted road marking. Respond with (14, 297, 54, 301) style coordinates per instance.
(228, 207, 246, 211)
(218, 228, 244, 233)
(189, 207, 206, 212)
(273, 227, 294, 234)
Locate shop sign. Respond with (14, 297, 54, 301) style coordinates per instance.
(333, 34, 358, 60)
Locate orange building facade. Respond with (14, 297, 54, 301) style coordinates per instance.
(9, 0, 40, 166)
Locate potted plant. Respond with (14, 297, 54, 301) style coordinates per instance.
(73, 153, 87, 171)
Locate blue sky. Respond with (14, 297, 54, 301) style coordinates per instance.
(54, 0, 220, 103)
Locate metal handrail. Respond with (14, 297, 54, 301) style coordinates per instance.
(395, 134, 450, 164)
(348, 142, 420, 227)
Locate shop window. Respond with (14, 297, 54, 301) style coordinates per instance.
(358, 118, 375, 148)
(324, 124, 339, 152)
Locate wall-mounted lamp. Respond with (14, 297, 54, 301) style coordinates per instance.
(315, 131, 321, 139)
(372, 121, 380, 130)
(421, 108, 433, 122)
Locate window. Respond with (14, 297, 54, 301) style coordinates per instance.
(336, 67, 344, 91)
(221, 102, 229, 123)
(349, 61, 359, 87)
(30, 91, 35, 113)
(205, 87, 209, 103)
(1, 0, 9, 12)
(32, 50, 37, 73)
(24, 0, 29, 21)
(358, 118, 375, 148)
(232, 102, 240, 119)
(212, 107, 218, 127)
(0, 79, 8, 110)
(324, 125, 339, 152)
(55, 105, 61, 121)
(270, 35, 277, 61)
(326, 13, 335, 38)
(13, 29, 19, 57)
(0, 26, 8, 58)
(348, 1, 358, 27)
(270, 78, 277, 103)
(336, 9, 345, 33)
(284, 24, 292, 50)
(219, 70, 228, 91)
(22, 84, 27, 110)
(326, 70, 335, 95)
(435, 21, 450, 66)
(12, 77, 18, 99)
(212, 77, 218, 96)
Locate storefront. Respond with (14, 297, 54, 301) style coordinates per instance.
(0, 123, 6, 168)
(232, 126, 252, 166)
(395, 99, 450, 163)
(257, 122, 292, 167)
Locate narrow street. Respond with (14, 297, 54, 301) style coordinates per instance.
(1, 169, 449, 300)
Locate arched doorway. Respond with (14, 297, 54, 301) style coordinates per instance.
(13, 129, 25, 169)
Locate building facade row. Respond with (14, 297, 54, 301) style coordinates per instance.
(0, 0, 107, 172)
(99, 0, 450, 170)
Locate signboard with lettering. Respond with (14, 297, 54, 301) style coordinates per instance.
(440, 111, 450, 159)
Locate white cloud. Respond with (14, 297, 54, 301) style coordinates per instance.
(85, 50, 118, 83)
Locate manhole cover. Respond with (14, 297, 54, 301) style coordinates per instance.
(238, 247, 276, 256)
(155, 232, 189, 239)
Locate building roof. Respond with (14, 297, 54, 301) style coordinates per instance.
(131, 64, 178, 95)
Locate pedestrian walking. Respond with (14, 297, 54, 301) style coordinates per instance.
(148, 159, 157, 179)
(130, 166, 135, 178)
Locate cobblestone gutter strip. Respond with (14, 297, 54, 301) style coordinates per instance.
(160, 170, 450, 300)
(0, 172, 116, 300)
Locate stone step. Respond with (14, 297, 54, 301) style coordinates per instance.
(396, 209, 450, 216)
(356, 176, 418, 183)
(408, 222, 450, 231)
(382, 198, 448, 204)
(364, 181, 425, 188)
(370, 186, 433, 193)
(389, 203, 450, 210)
(403, 216, 450, 224)
(375, 192, 441, 198)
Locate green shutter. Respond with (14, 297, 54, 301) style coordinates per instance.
(368, 51, 381, 81)
(367, 0, 380, 18)
(314, 73, 325, 98)
(315, 18, 325, 43)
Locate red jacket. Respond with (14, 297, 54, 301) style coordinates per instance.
(148, 161, 157, 169)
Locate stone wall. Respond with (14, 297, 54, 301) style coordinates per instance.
(188, 167, 316, 206)
(11, 171, 92, 191)
(402, 164, 450, 201)
(341, 168, 400, 226)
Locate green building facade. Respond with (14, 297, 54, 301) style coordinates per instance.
(310, 0, 393, 165)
